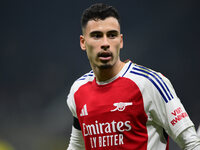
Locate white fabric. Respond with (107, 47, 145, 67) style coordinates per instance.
(197, 124, 200, 138)
(67, 126, 85, 150)
(175, 126, 200, 150)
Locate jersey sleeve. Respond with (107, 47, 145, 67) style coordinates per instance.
(146, 73, 194, 140)
(67, 83, 77, 118)
(175, 126, 200, 149)
(66, 82, 85, 150)
(197, 124, 200, 137)
(66, 71, 94, 118)
(67, 126, 85, 150)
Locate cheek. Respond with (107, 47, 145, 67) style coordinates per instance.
(111, 43, 122, 58)
(85, 45, 97, 60)
(113, 41, 122, 52)
(86, 42, 99, 53)
(86, 40, 95, 50)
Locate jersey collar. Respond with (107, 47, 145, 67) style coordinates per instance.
(95, 60, 132, 85)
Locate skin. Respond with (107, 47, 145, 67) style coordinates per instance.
(80, 17, 125, 82)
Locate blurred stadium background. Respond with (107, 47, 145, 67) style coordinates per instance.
(1, 0, 199, 149)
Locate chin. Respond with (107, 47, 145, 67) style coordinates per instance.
(98, 62, 113, 69)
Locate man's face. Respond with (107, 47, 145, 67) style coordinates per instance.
(80, 17, 123, 69)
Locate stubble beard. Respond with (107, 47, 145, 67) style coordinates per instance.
(99, 63, 112, 69)
(97, 57, 114, 70)
(91, 59, 113, 70)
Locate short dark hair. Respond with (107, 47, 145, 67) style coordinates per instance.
(81, 3, 120, 30)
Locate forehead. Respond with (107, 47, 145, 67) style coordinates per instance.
(83, 17, 120, 35)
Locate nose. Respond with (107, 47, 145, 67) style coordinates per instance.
(101, 37, 110, 50)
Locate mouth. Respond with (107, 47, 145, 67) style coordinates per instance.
(97, 51, 112, 61)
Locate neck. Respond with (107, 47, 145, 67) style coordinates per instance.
(92, 60, 125, 82)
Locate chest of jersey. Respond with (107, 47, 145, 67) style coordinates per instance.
(74, 77, 148, 149)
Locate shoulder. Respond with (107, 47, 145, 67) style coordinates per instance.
(70, 70, 95, 94)
(124, 63, 175, 103)
(67, 70, 94, 117)
(124, 63, 168, 85)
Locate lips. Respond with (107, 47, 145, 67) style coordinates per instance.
(98, 51, 112, 61)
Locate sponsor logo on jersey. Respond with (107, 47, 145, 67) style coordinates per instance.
(111, 102, 133, 112)
(80, 104, 88, 117)
(82, 120, 132, 148)
(170, 107, 188, 126)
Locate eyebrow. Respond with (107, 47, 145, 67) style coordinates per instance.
(107, 30, 119, 35)
(89, 30, 119, 36)
(90, 31, 102, 36)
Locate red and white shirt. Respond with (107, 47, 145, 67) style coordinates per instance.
(67, 61, 194, 150)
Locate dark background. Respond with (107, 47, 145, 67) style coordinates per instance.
(0, 0, 199, 149)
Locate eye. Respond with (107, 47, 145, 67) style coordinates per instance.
(90, 32, 103, 39)
(107, 31, 118, 39)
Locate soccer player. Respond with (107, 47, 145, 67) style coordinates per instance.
(66, 3, 200, 150)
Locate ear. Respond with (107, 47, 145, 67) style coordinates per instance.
(80, 35, 86, 51)
(120, 34, 123, 49)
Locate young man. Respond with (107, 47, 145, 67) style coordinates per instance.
(67, 3, 200, 150)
